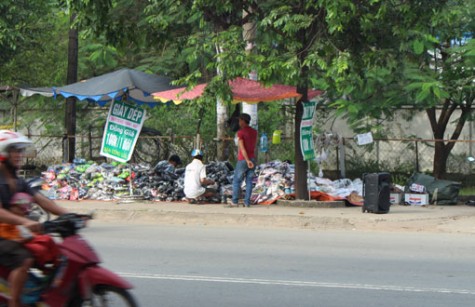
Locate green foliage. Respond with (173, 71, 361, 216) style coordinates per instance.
(0, 2, 67, 86)
(263, 139, 294, 165)
(80, 42, 119, 75)
(325, 0, 474, 176)
(257, 103, 285, 135)
(346, 154, 415, 185)
(0, 0, 54, 65)
(459, 186, 475, 196)
(146, 98, 217, 141)
(0, 2, 69, 135)
(1, 0, 473, 177)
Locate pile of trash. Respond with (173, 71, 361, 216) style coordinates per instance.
(38, 159, 364, 204)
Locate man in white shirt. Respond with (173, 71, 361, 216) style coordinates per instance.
(184, 149, 216, 203)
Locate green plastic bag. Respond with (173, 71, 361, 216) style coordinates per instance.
(406, 173, 461, 205)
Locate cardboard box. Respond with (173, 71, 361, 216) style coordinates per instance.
(390, 193, 402, 204)
(404, 193, 429, 206)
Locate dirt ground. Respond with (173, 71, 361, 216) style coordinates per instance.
(56, 200, 475, 234)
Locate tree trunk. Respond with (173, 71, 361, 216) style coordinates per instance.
(294, 98, 309, 200)
(427, 100, 471, 178)
(242, 8, 258, 157)
(65, 13, 78, 162)
(293, 31, 311, 200)
(283, 99, 294, 137)
(433, 141, 449, 178)
(216, 98, 228, 160)
(215, 44, 229, 160)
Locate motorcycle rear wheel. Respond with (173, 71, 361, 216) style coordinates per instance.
(70, 285, 138, 307)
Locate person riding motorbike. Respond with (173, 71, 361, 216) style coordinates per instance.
(0, 130, 68, 307)
(0, 192, 61, 270)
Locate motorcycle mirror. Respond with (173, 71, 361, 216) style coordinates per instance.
(87, 210, 96, 220)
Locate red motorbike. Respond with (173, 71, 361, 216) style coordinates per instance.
(0, 213, 138, 306)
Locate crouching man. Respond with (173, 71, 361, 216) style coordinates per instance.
(183, 149, 217, 204)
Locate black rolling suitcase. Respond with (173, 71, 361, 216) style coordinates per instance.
(362, 172, 391, 214)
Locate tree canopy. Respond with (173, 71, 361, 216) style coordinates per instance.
(0, 0, 473, 184)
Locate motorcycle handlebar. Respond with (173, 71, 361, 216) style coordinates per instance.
(43, 213, 93, 238)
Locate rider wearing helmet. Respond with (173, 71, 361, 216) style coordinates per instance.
(0, 130, 68, 307)
(183, 149, 216, 203)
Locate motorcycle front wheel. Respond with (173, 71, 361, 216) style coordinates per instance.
(69, 285, 138, 307)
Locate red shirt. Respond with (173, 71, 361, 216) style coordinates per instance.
(237, 126, 257, 160)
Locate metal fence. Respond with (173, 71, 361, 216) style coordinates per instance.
(24, 134, 299, 168)
(314, 138, 475, 185)
(23, 134, 475, 184)
(24, 134, 198, 168)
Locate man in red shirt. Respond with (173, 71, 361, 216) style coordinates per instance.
(231, 113, 257, 207)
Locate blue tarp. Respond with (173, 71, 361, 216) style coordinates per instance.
(52, 68, 178, 106)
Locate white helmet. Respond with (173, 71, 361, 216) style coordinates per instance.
(191, 148, 203, 157)
(0, 130, 32, 161)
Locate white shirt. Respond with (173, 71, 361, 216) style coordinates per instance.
(184, 159, 206, 198)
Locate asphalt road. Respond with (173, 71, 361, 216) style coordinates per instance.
(81, 222, 475, 307)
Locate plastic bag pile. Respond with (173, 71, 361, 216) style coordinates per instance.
(252, 161, 364, 204)
(39, 159, 363, 204)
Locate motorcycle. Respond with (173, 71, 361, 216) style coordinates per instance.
(0, 213, 138, 306)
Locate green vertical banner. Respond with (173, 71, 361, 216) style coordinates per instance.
(100, 100, 146, 162)
(300, 101, 317, 161)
